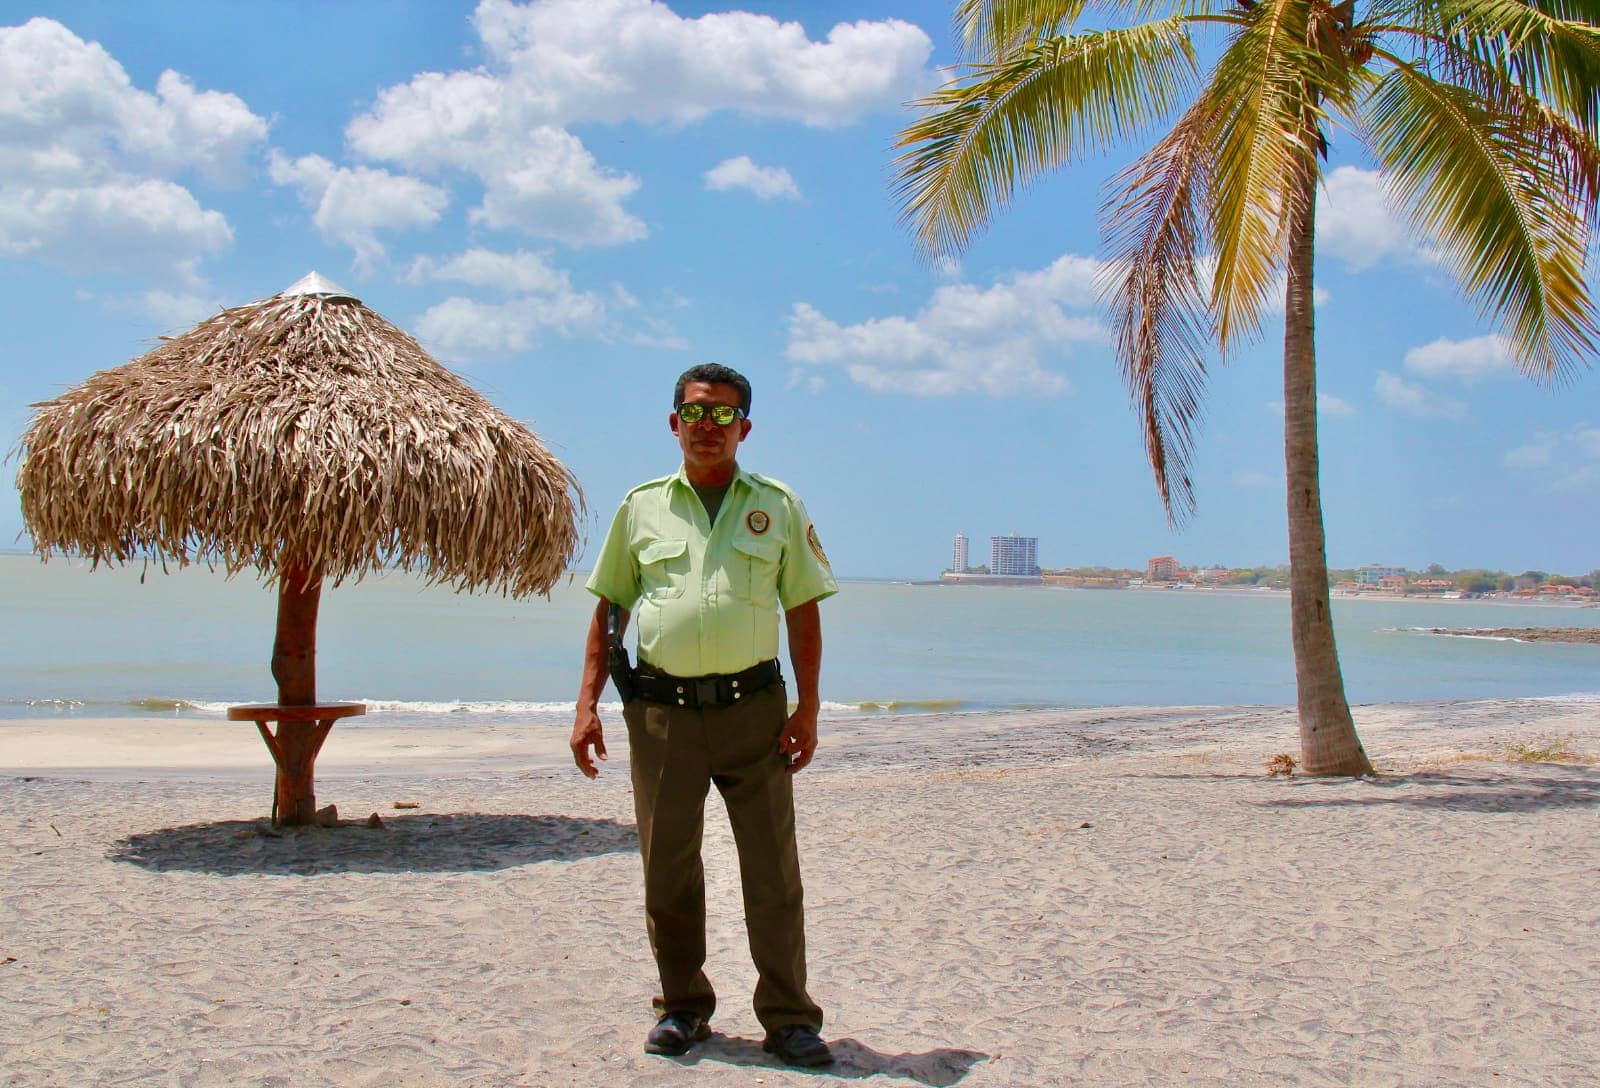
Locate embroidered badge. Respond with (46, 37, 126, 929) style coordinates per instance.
(746, 509, 770, 535)
(807, 523, 830, 566)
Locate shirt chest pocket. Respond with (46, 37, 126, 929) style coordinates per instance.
(730, 536, 782, 606)
(637, 538, 688, 599)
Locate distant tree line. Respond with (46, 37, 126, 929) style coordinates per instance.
(1037, 564, 1597, 594)
(1324, 565, 1594, 594)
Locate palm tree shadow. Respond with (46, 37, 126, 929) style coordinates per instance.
(1256, 766, 1600, 813)
(109, 812, 637, 875)
(678, 1034, 987, 1084)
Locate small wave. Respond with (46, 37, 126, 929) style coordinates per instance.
(356, 699, 580, 717)
(2, 695, 970, 721)
(0, 697, 198, 715)
(1399, 626, 1523, 642)
(850, 698, 969, 713)
(1530, 691, 1600, 703)
(128, 698, 211, 712)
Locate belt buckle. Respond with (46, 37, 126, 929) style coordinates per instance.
(693, 677, 721, 706)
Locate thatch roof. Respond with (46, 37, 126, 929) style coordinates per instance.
(15, 274, 581, 597)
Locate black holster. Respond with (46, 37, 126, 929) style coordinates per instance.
(606, 602, 637, 703)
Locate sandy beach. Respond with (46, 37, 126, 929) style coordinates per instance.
(4, 700, 1598, 1087)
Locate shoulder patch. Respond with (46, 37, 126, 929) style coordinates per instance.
(806, 523, 829, 566)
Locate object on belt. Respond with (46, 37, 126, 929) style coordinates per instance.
(606, 602, 637, 703)
(633, 659, 781, 709)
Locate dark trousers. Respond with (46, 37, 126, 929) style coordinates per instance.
(623, 681, 823, 1032)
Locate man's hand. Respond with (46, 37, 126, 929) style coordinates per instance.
(570, 707, 608, 778)
(778, 699, 820, 773)
(573, 598, 622, 779)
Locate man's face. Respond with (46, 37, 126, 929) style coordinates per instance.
(670, 380, 751, 476)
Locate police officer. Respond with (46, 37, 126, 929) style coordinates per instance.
(571, 363, 837, 1068)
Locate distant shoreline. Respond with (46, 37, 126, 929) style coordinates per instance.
(913, 577, 1598, 608)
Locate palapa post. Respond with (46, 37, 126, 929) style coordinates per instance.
(15, 272, 581, 826)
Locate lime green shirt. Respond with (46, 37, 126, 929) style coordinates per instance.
(586, 466, 838, 677)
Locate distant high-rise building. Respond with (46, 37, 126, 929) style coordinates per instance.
(990, 534, 1039, 576)
(952, 532, 969, 573)
(1147, 556, 1180, 581)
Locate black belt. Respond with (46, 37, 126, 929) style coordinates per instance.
(633, 659, 781, 709)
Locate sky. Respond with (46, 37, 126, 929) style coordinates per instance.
(1, 0, 1596, 581)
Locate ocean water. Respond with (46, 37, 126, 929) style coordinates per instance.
(2, 555, 1598, 723)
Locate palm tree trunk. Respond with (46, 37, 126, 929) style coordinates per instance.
(1283, 154, 1373, 777)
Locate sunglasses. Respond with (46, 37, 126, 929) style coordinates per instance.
(677, 403, 745, 426)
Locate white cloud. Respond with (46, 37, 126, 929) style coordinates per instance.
(1317, 166, 1430, 271)
(1506, 435, 1556, 469)
(471, 128, 645, 246)
(416, 294, 606, 359)
(705, 156, 799, 200)
(0, 18, 266, 279)
(1319, 393, 1355, 417)
(108, 288, 224, 330)
(0, 19, 266, 184)
(1233, 470, 1279, 488)
(1375, 370, 1468, 419)
(1403, 333, 1516, 384)
(346, 0, 930, 246)
(1506, 426, 1600, 490)
(466, 0, 932, 128)
(408, 246, 684, 358)
(786, 254, 1107, 396)
(0, 180, 231, 281)
(407, 249, 570, 294)
(785, 368, 826, 393)
(268, 151, 448, 274)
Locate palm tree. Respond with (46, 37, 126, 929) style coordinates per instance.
(895, 0, 1599, 774)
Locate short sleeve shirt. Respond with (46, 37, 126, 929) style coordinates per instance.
(585, 466, 838, 677)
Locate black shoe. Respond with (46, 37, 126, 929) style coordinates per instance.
(762, 1024, 834, 1067)
(645, 1012, 711, 1056)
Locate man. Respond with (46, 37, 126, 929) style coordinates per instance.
(571, 363, 837, 1068)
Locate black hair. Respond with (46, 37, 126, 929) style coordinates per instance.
(674, 363, 752, 416)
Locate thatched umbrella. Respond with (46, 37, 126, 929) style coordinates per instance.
(15, 272, 581, 824)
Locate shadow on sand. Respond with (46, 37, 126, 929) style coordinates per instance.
(673, 1034, 987, 1085)
(109, 812, 637, 875)
(1255, 765, 1600, 814)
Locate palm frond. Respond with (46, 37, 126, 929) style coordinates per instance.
(957, 0, 1089, 56)
(1367, 59, 1599, 379)
(1374, 1, 1600, 222)
(1101, 97, 1218, 520)
(1204, 0, 1329, 350)
(956, 0, 1208, 58)
(895, 17, 1198, 258)
(1429, 0, 1600, 133)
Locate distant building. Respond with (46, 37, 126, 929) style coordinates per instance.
(1147, 556, 1180, 582)
(1196, 565, 1232, 584)
(990, 534, 1039, 576)
(1356, 564, 1406, 585)
(952, 532, 969, 573)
